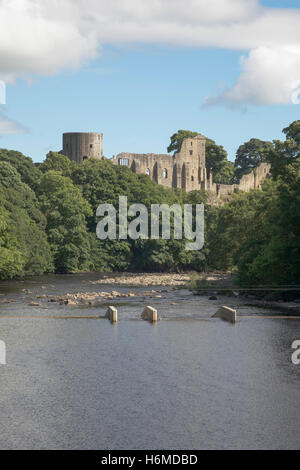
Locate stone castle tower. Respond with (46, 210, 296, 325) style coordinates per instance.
(60, 132, 270, 196)
(112, 134, 213, 192)
(61, 132, 103, 164)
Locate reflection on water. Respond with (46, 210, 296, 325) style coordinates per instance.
(0, 274, 299, 449)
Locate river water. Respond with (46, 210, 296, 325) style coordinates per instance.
(0, 273, 299, 450)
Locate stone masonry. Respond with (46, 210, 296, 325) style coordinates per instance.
(61, 132, 103, 164)
(60, 132, 270, 196)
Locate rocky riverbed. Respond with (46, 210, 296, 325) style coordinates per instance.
(0, 271, 299, 317)
(90, 273, 190, 286)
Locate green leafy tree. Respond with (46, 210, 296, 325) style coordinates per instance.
(37, 171, 92, 273)
(234, 138, 273, 182)
(167, 130, 199, 154)
(72, 159, 181, 227)
(206, 138, 235, 184)
(0, 149, 41, 190)
(237, 170, 300, 288)
(72, 159, 188, 271)
(283, 120, 300, 142)
(0, 162, 53, 278)
(40, 151, 77, 177)
(168, 131, 234, 184)
(208, 189, 265, 271)
(267, 121, 300, 179)
(0, 119, 298, 284)
(0, 200, 24, 279)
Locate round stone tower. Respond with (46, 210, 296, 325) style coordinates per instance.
(62, 132, 103, 164)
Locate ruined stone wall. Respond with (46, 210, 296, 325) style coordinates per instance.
(216, 162, 271, 197)
(113, 152, 175, 188)
(173, 135, 206, 191)
(239, 162, 270, 191)
(216, 183, 237, 197)
(113, 139, 270, 195)
(62, 132, 103, 164)
(114, 135, 207, 191)
(61, 132, 270, 196)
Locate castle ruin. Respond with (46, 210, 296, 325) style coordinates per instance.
(62, 132, 103, 164)
(60, 132, 270, 196)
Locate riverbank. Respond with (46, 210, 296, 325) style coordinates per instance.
(189, 271, 300, 316)
(0, 271, 299, 317)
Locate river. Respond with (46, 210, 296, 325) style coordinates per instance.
(0, 273, 299, 450)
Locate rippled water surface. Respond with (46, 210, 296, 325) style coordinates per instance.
(0, 274, 299, 449)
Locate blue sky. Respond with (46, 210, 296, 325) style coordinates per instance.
(0, 0, 299, 163)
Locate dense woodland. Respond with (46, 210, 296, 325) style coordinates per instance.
(0, 121, 299, 290)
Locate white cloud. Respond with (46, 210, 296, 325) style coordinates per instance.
(0, 109, 28, 135)
(0, 0, 299, 106)
(205, 45, 300, 107)
(0, 0, 98, 82)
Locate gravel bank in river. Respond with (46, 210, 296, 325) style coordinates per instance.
(89, 273, 190, 286)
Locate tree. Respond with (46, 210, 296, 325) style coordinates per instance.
(167, 130, 199, 154)
(168, 131, 234, 184)
(206, 138, 235, 184)
(213, 159, 235, 184)
(0, 198, 24, 279)
(0, 149, 42, 190)
(267, 121, 300, 179)
(36, 171, 92, 273)
(0, 119, 298, 284)
(72, 158, 181, 229)
(0, 162, 53, 278)
(237, 170, 300, 288)
(234, 138, 273, 182)
(40, 151, 77, 177)
(283, 120, 300, 143)
(71, 158, 186, 271)
(208, 189, 265, 271)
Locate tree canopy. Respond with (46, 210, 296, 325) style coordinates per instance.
(167, 130, 235, 184)
(205, 138, 235, 184)
(167, 130, 199, 154)
(234, 138, 274, 182)
(0, 122, 298, 294)
(0, 161, 52, 278)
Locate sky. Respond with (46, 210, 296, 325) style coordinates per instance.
(0, 0, 299, 163)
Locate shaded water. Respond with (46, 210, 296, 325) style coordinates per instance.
(0, 273, 299, 449)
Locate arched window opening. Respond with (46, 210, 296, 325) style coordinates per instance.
(163, 168, 168, 179)
(146, 168, 151, 176)
(119, 158, 129, 166)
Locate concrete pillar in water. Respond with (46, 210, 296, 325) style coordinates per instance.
(141, 306, 158, 323)
(0, 340, 6, 365)
(106, 306, 118, 323)
(212, 306, 236, 324)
